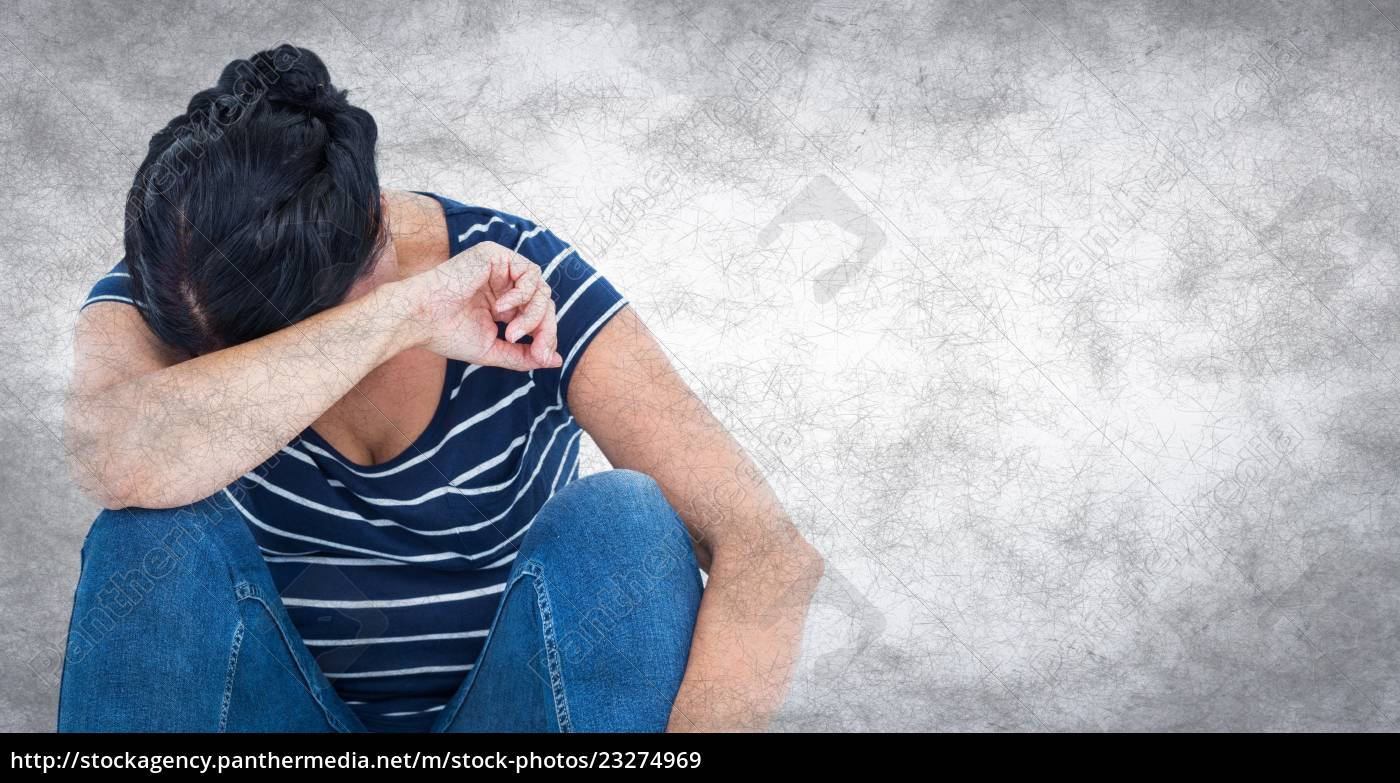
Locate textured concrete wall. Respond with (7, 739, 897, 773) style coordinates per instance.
(3, 0, 1398, 731)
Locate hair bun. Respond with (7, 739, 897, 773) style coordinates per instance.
(216, 44, 345, 118)
(267, 70, 343, 116)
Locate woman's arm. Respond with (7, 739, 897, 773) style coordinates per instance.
(567, 307, 824, 731)
(65, 243, 561, 510)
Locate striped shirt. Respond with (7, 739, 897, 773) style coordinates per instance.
(82, 192, 629, 731)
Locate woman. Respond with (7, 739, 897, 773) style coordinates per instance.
(58, 45, 821, 732)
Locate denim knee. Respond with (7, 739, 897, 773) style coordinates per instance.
(62, 493, 364, 732)
(514, 470, 703, 731)
(522, 470, 700, 591)
(58, 497, 251, 731)
(64, 499, 247, 662)
(527, 468, 690, 549)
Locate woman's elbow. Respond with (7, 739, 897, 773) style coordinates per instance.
(63, 418, 165, 510)
(67, 450, 147, 510)
(74, 464, 200, 511)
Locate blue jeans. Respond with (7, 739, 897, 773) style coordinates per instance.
(57, 469, 703, 732)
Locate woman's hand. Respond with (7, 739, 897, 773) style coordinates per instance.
(389, 241, 562, 371)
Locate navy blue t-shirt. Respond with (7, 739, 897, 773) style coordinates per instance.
(82, 192, 630, 731)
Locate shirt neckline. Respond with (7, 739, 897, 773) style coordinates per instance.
(296, 189, 464, 474)
(297, 358, 461, 473)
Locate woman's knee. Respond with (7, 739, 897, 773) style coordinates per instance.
(65, 498, 246, 666)
(526, 470, 694, 565)
(516, 471, 702, 730)
(79, 499, 238, 587)
(522, 470, 702, 609)
(59, 497, 254, 731)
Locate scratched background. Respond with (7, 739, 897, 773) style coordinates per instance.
(3, 0, 1399, 731)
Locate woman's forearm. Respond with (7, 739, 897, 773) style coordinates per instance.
(668, 526, 823, 732)
(65, 282, 420, 509)
(661, 457, 824, 731)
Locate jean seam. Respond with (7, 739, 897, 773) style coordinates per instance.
(524, 561, 573, 732)
(234, 581, 352, 733)
(431, 563, 570, 732)
(218, 620, 245, 733)
(55, 535, 94, 729)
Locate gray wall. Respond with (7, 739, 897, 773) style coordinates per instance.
(2, 0, 1398, 731)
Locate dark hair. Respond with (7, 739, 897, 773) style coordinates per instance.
(123, 44, 386, 355)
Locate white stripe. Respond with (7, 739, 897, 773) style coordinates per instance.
(302, 630, 489, 647)
(223, 489, 463, 563)
(242, 470, 422, 526)
(552, 429, 584, 493)
(448, 363, 484, 401)
(457, 217, 505, 244)
(83, 295, 137, 306)
(381, 705, 446, 717)
(559, 297, 629, 384)
(468, 522, 533, 563)
(282, 581, 505, 609)
(443, 433, 526, 488)
(409, 415, 579, 538)
(241, 470, 404, 525)
(327, 433, 527, 507)
(555, 271, 599, 320)
(513, 225, 546, 251)
(258, 546, 321, 557)
(480, 550, 518, 570)
(541, 246, 574, 279)
(324, 664, 474, 680)
(263, 555, 406, 566)
(278, 445, 320, 467)
(419, 416, 580, 538)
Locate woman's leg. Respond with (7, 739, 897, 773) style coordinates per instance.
(436, 469, 703, 732)
(57, 492, 363, 732)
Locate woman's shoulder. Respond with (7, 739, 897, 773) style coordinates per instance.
(412, 192, 537, 240)
(410, 190, 470, 215)
(81, 259, 141, 310)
